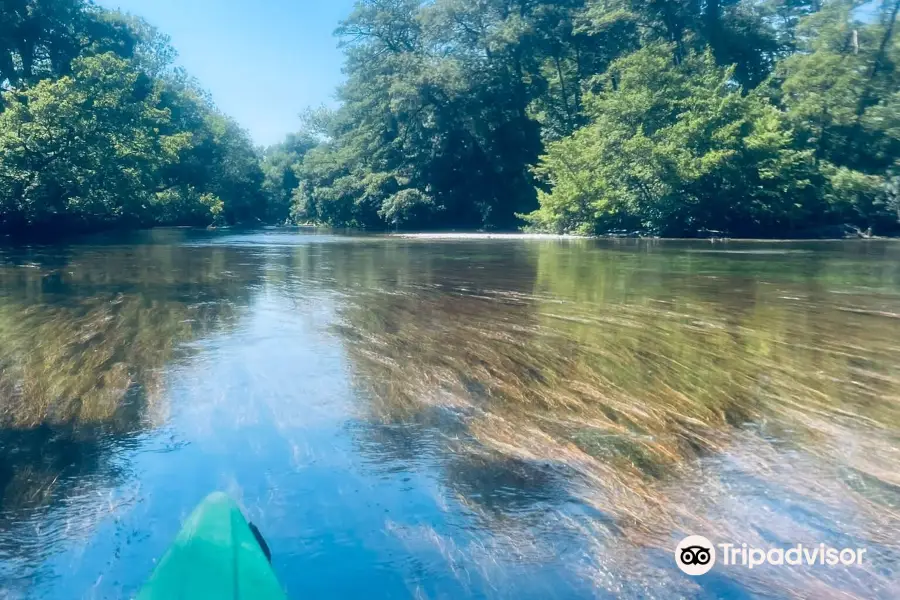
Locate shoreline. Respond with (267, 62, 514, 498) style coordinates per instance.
(389, 232, 896, 242)
(2, 224, 898, 245)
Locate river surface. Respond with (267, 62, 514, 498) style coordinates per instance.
(0, 229, 898, 599)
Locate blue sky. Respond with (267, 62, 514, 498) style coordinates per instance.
(97, 0, 357, 146)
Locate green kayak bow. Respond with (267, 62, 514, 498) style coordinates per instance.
(137, 492, 286, 600)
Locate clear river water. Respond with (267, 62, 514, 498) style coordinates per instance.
(0, 229, 898, 599)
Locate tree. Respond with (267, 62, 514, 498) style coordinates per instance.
(0, 53, 194, 230)
(290, 0, 585, 230)
(521, 0, 899, 236)
(775, 0, 900, 231)
(0, 0, 144, 97)
(523, 46, 819, 236)
(0, 5, 269, 234)
(261, 133, 318, 223)
(284, 0, 821, 234)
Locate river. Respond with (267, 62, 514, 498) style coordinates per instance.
(0, 229, 898, 599)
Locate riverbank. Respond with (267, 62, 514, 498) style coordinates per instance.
(3, 222, 897, 246)
(391, 231, 896, 242)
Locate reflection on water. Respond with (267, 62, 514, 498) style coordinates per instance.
(0, 232, 262, 590)
(0, 230, 899, 599)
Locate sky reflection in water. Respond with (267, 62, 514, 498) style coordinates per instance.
(0, 229, 898, 599)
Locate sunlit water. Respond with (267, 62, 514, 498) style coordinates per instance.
(1, 229, 898, 599)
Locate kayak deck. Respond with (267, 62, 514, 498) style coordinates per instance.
(137, 492, 286, 600)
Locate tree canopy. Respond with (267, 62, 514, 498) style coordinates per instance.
(285, 0, 900, 236)
(2, 0, 899, 237)
(0, 0, 266, 235)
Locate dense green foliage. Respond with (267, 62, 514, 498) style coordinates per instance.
(3, 0, 899, 237)
(0, 0, 265, 234)
(260, 132, 317, 224)
(280, 0, 900, 236)
(526, 0, 900, 237)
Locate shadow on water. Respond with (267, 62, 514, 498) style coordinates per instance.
(0, 230, 265, 582)
(325, 238, 900, 598)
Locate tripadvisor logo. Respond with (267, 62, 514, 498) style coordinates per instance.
(676, 535, 716, 576)
(675, 535, 867, 576)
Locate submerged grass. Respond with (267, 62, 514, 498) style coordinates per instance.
(335, 240, 900, 598)
(0, 243, 258, 429)
(0, 235, 898, 597)
(0, 240, 260, 550)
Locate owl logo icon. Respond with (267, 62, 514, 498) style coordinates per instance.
(675, 536, 716, 576)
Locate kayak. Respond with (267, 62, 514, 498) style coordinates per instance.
(137, 492, 287, 600)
